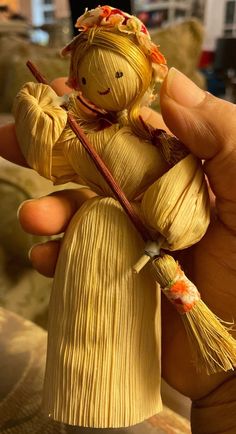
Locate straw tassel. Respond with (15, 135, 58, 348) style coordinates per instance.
(152, 254, 236, 374)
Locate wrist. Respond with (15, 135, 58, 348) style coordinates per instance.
(191, 374, 236, 434)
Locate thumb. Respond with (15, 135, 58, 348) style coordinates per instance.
(160, 68, 236, 207)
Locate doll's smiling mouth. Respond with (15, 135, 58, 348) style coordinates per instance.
(98, 88, 110, 95)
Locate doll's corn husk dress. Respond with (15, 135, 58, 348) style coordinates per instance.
(13, 83, 209, 428)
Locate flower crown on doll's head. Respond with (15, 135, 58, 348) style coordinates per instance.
(62, 5, 167, 81)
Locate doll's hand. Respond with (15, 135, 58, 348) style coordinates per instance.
(0, 80, 75, 167)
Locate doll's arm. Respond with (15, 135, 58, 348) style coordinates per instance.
(154, 130, 189, 167)
(140, 154, 210, 251)
(13, 82, 71, 182)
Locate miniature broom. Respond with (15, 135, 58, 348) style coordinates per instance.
(26, 60, 236, 374)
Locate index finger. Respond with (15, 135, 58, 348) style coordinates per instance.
(0, 123, 27, 166)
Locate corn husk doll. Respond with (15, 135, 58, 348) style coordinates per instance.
(13, 5, 236, 429)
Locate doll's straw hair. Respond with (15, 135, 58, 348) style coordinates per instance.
(68, 29, 153, 139)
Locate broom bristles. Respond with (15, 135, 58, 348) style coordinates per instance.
(152, 254, 178, 286)
(152, 254, 236, 374)
(182, 300, 236, 374)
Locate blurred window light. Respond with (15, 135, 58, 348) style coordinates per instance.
(224, 28, 233, 35)
(44, 9, 54, 23)
(31, 29, 49, 45)
(224, 0, 236, 37)
(175, 8, 186, 18)
(225, 0, 235, 24)
(134, 0, 192, 28)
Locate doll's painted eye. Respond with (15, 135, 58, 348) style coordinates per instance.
(115, 71, 123, 79)
(81, 77, 87, 85)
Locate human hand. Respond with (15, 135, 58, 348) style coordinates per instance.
(140, 69, 236, 434)
(157, 68, 236, 402)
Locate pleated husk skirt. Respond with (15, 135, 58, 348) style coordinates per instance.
(42, 196, 162, 428)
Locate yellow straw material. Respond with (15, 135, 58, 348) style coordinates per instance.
(153, 254, 236, 374)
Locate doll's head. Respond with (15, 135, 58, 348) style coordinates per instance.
(65, 31, 153, 113)
(62, 6, 167, 136)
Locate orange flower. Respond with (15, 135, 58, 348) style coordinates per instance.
(174, 298, 194, 314)
(100, 6, 112, 18)
(151, 48, 167, 65)
(170, 281, 189, 295)
(182, 302, 194, 313)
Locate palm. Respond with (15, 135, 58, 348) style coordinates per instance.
(161, 198, 236, 399)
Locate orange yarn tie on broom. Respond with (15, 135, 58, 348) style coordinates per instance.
(27, 60, 236, 375)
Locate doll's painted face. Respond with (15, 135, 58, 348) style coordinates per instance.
(77, 46, 140, 112)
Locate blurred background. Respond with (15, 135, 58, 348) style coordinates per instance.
(1, 0, 236, 109)
(0, 2, 235, 432)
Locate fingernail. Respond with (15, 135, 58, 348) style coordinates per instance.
(166, 68, 206, 107)
(17, 199, 35, 219)
(28, 242, 42, 262)
(28, 244, 35, 261)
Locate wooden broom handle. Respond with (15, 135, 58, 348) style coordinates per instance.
(26, 60, 151, 242)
